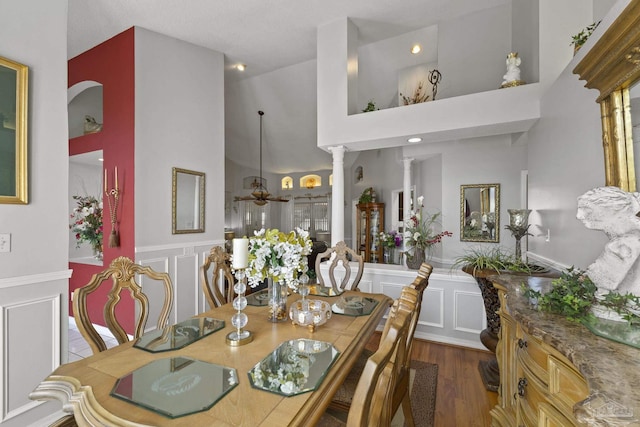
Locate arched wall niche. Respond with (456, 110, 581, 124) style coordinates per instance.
(281, 176, 293, 190)
(68, 80, 103, 139)
(300, 174, 322, 189)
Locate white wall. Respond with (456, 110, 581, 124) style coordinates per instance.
(134, 27, 225, 247)
(526, 0, 629, 270)
(0, 0, 71, 425)
(437, 3, 512, 98)
(404, 135, 527, 263)
(527, 59, 606, 269)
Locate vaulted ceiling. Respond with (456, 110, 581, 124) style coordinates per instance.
(67, 0, 510, 174)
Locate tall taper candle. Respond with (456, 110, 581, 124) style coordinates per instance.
(104, 169, 107, 192)
(232, 238, 249, 269)
(115, 166, 118, 190)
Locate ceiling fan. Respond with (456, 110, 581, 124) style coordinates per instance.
(235, 111, 289, 206)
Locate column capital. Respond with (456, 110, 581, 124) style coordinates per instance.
(403, 157, 415, 166)
(328, 145, 346, 155)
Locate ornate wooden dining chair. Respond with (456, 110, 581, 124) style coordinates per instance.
(315, 241, 364, 294)
(73, 256, 174, 355)
(328, 263, 434, 426)
(318, 286, 419, 427)
(201, 245, 235, 309)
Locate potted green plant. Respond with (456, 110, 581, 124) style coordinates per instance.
(358, 187, 374, 204)
(571, 21, 600, 54)
(362, 100, 379, 113)
(452, 246, 512, 278)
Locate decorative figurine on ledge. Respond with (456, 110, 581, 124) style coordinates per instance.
(501, 52, 526, 88)
(577, 186, 640, 296)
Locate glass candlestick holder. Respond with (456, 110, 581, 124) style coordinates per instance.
(226, 268, 253, 346)
(506, 209, 532, 261)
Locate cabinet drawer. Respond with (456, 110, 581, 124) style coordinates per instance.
(517, 327, 549, 382)
(517, 366, 547, 427)
(538, 402, 577, 427)
(548, 355, 589, 411)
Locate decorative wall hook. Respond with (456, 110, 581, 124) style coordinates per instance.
(104, 167, 121, 248)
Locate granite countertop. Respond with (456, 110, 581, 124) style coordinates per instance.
(492, 274, 640, 426)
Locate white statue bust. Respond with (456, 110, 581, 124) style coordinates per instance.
(576, 186, 640, 296)
(501, 52, 524, 87)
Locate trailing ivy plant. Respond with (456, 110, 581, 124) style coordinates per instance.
(523, 267, 640, 325)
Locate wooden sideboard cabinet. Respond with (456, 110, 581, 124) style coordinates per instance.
(491, 280, 589, 427)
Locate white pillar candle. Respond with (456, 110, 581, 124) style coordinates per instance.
(232, 238, 249, 269)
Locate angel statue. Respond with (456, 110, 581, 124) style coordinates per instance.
(501, 52, 525, 88)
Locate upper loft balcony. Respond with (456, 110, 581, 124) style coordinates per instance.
(316, 2, 589, 153)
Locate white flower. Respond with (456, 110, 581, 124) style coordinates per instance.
(413, 232, 421, 241)
(417, 195, 424, 206)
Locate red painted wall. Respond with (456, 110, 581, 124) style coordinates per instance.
(68, 28, 136, 333)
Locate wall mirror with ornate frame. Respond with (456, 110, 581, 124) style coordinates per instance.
(574, 0, 640, 192)
(0, 56, 28, 204)
(460, 183, 500, 243)
(172, 167, 205, 234)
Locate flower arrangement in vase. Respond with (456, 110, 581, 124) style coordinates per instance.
(404, 195, 452, 268)
(70, 195, 103, 259)
(244, 228, 313, 321)
(379, 230, 402, 264)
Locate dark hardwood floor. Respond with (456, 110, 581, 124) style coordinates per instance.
(365, 334, 498, 427)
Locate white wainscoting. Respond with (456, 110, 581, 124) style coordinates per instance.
(136, 240, 224, 324)
(0, 270, 71, 426)
(318, 263, 486, 350)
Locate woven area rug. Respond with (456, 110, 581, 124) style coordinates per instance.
(324, 360, 438, 427)
(390, 360, 438, 427)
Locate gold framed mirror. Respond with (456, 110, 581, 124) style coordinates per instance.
(460, 183, 500, 243)
(172, 167, 205, 234)
(573, 0, 640, 191)
(0, 56, 28, 204)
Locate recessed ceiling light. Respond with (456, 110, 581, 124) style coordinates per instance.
(407, 137, 422, 143)
(411, 44, 421, 54)
(236, 64, 246, 71)
(98, 158, 104, 162)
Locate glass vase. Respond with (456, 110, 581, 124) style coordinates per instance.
(267, 278, 288, 322)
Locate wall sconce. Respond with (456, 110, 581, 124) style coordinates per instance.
(505, 209, 532, 261)
(104, 167, 120, 247)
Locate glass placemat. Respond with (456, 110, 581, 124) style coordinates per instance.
(248, 339, 339, 396)
(581, 316, 640, 349)
(134, 317, 225, 353)
(331, 295, 379, 316)
(111, 357, 238, 418)
(307, 284, 341, 297)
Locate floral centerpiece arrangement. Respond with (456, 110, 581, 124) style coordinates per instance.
(245, 228, 313, 289)
(243, 228, 312, 322)
(404, 196, 452, 268)
(70, 195, 103, 259)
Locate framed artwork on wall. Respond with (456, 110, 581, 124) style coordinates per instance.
(0, 55, 28, 204)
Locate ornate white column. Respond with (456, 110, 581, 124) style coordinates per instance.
(329, 145, 346, 246)
(402, 157, 414, 253)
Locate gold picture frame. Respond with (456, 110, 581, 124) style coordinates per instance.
(573, 0, 640, 192)
(460, 183, 500, 243)
(172, 167, 205, 234)
(0, 55, 28, 204)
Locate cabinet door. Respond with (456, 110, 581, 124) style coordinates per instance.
(369, 208, 380, 263)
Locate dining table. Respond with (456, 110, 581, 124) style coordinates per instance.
(30, 290, 392, 426)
